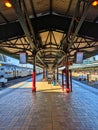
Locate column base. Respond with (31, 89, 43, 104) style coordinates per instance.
(66, 88, 70, 93)
(32, 87, 36, 92)
(62, 85, 64, 91)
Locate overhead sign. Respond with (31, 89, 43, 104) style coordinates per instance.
(19, 52, 27, 64)
(76, 52, 83, 64)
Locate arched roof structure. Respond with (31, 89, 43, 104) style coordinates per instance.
(0, 0, 98, 69)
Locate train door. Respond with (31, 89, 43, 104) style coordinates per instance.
(4, 66, 9, 79)
(15, 67, 19, 77)
(16, 67, 21, 77)
(0, 66, 5, 77)
(5, 66, 12, 79)
(11, 66, 16, 78)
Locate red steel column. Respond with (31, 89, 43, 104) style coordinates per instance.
(65, 55, 70, 93)
(70, 70, 72, 92)
(62, 70, 64, 91)
(32, 55, 36, 92)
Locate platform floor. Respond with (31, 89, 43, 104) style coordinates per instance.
(0, 78, 98, 130)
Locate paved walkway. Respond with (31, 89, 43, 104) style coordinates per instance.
(0, 78, 98, 130)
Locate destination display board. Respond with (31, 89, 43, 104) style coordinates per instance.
(75, 52, 83, 64)
(19, 52, 27, 64)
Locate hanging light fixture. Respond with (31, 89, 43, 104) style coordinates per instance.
(92, 0, 98, 6)
(4, 0, 12, 8)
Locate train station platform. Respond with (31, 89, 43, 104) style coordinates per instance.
(0, 78, 98, 130)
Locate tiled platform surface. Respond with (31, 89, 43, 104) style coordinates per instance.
(0, 79, 98, 130)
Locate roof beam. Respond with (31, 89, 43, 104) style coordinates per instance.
(52, 55, 66, 69)
(22, 0, 37, 44)
(65, 0, 73, 15)
(50, 0, 52, 15)
(28, 0, 43, 50)
(29, 0, 37, 18)
(61, 0, 81, 48)
(10, 0, 37, 50)
(36, 55, 48, 68)
(61, 0, 94, 51)
(84, 49, 98, 59)
(0, 45, 31, 51)
(71, 45, 98, 51)
(10, 0, 47, 67)
(0, 48, 19, 59)
(0, 15, 98, 41)
(0, 12, 9, 23)
(69, 1, 93, 43)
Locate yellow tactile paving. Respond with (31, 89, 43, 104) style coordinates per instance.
(36, 81, 62, 93)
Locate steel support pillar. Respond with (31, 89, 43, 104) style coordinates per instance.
(32, 55, 36, 92)
(65, 55, 70, 93)
(46, 69, 48, 78)
(43, 69, 45, 79)
(57, 67, 58, 82)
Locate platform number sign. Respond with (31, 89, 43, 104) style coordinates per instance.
(19, 52, 27, 64)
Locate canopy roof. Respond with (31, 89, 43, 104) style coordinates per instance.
(0, 0, 98, 69)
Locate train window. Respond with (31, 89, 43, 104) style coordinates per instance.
(1, 68, 4, 70)
(3, 55, 7, 62)
(0, 55, 3, 61)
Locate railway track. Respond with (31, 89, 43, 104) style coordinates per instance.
(0, 76, 32, 88)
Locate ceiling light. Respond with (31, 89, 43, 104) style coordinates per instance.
(5, 0, 12, 8)
(92, 1, 98, 6)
